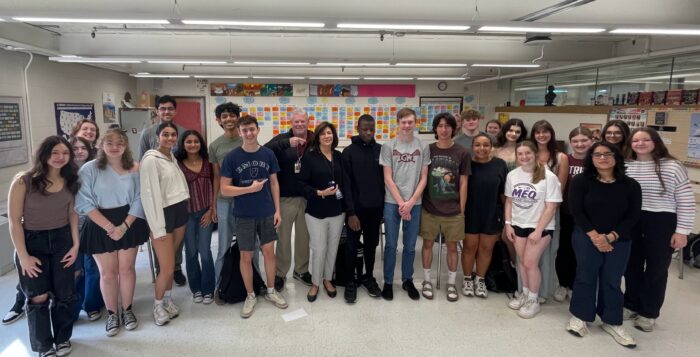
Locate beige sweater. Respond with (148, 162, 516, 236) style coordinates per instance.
(140, 149, 189, 238)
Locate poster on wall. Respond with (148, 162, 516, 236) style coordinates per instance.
(687, 113, 700, 159)
(0, 97, 29, 168)
(210, 83, 293, 96)
(609, 107, 647, 130)
(102, 93, 117, 124)
(55, 103, 95, 139)
(419, 97, 463, 133)
(309, 84, 358, 97)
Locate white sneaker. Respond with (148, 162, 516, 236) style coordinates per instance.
(508, 293, 527, 310)
(193, 292, 203, 303)
(474, 277, 488, 298)
(623, 308, 639, 321)
(602, 324, 637, 348)
(462, 277, 474, 297)
(634, 316, 655, 332)
(153, 303, 170, 326)
(265, 290, 288, 309)
(163, 299, 179, 319)
(241, 295, 257, 318)
(202, 294, 213, 305)
(566, 316, 589, 337)
(553, 286, 568, 302)
(517, 298, 541, 319)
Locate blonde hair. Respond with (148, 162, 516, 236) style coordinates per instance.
(96, 128, 135, 170)
(516, 140, 545, 184)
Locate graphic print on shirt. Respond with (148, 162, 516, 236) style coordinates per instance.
(393, 149, 420, 163)
(569, 165, 584, 176)
(235, 160, 271, 186)
(429, 154, 459, 200)
(511, 182, 538, 209)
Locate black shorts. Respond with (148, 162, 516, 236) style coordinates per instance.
(236, 216, 278, 251)
(513, 225, 553, 239)
(164, 200, 189, 233)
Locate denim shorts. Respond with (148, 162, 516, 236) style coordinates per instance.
(235, 216, 278, 251)
(513, 225, 553, 239)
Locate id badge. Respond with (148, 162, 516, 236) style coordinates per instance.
(294, 161, 301, 174)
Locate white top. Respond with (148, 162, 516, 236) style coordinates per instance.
(140, 149, 190, 237)
(505, 167, 562, 230)
(75, 160, 145, 218)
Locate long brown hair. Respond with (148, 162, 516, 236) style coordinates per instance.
(96, 129, 135, 170)
(516, 140, 546, 184)
(530, 120, 560, 171)
(629, 127, 676, 192)
(25, 136, 80, 195)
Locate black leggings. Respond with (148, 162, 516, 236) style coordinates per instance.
(556, 213, 577, 289)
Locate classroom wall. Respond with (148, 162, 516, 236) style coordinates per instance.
(0, 51, 136, 196)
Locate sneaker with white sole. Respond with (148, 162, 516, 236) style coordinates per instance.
(508, 293, 527, 310)
(55, 341, 72, 357)
(553, 286, 568, 302)
(623, 308, 639, 321)
(121, 307, 138, 331)
(153, 303, 170, 326)
(474, 277, 488, 298)
(265, 290, 288, 309)
(634, 316, 655, 332)
(105, 311, 120, 337)
(163, 299, 179, 319)
(462, 277, 474, 297)
(602, 324, 637, 348)
(202, 294, 213, 305)
(193, 292, 203, 303)
(517, 298, 541, 319)
(241, 295, 257, 318)
(566, 316, 589, 337)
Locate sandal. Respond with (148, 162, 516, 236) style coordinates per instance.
(447, 284, 459, 302)
(421, 281, 434, 300)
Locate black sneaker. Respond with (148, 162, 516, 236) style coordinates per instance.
(382, 283, 393, 301)
(344, 283, 357, 304)
(274, 276, 286, 292)
(403, 280, 420, 300)
(173, 270, 187, 287)
(2, 300, 24, 325)
(39, 348, 57, 357)
(293, 271, 313, 286)
(362, 277, 382, 298)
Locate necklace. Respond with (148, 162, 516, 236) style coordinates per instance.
(597, 176, 616, 183)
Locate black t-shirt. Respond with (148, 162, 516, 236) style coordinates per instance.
(465, 157, 509, 234)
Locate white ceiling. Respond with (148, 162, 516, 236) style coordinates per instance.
(1, 0, 699, 79)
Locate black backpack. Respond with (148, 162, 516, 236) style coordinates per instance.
(484, 240, 518, 293)
(683, 233, 700, 268)
(332, 227, 364, 287)
(217, 243, 266, 304)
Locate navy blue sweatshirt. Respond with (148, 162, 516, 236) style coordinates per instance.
(264, 129, 313, 197)
(341, 135, 384, 213)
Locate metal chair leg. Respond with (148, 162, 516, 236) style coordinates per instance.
(380, 221, 385, 261)
(146, 240, 156, 283)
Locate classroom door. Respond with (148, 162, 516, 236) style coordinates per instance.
(173, 97, 206, 136)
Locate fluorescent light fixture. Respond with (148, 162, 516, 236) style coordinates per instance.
(416, 77, 465, 80)
(316, 62, 391, 66)
(337, 23, 469, 31)
(309, 77, 361, 80)
(49, 57, 142, 63)
(363, 77, 415, 80)
(132, 74, 191, 78)
(13, 17, 169, 24)
(252, 76, 305, 79)
(610, 28, 700, 35)
(478, 26, 605, 33)
(193, 75, 249, 79)
(472, 63, 541, 68)
(234, 61, 311, 66)
(147, 60, 227, 64)
(60, 55, 78, 58)
(182, 20, 324, 28)
(396, 63, 468, 67)
(137, 72, 150, 75)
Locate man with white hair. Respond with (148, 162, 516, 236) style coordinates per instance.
(264, 109, 314, 290)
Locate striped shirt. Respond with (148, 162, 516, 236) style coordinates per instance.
(625, 159, 696, 234)
(179, 159, 213, 213)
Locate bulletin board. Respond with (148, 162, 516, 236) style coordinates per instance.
(0, 96, 29, 168)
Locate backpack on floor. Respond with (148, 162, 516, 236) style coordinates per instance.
(485, 240, 518, 293)
(682, 233, 700, 268)
(217, 243, 266, 304)
(332, 227, 364, 287)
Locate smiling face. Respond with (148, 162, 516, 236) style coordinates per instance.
(398, 114, 416, 136)
(630, 131, 654, 156)
(486, 122, 501, 137)
(217, 111, 238, 131)
(516, 144, 536, 167)
(158, 127, 178, 150)
(570, 134, 593, 156)
(472, 136, 492, 161)
(463, 116, 479, 132)
(183, 134, 201, 155)
(604, 125, 624, 145)
(505, 125, 523, 143)
(48, 143, 71, 170)
(239, 123, 259, 145)
(77, 122, 98, 143)
(591, 145, 616, 171)
(101, 133, 126, 159)
(291, 113, 309, 137)
(534, 128, 552, 146)
(156, 101, 176, 122)
(318, 126, 334, 148)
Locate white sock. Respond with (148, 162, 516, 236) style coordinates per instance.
(475, 275, 484, 282)
(154, 299, 163, 306)
(522, 287, 530, 296)
(249, 292, 256, 298)
(528, 291, 538, 301)
(423, 269, 431, 282)
(266, 287, 274, 294)
(447, 271, 457, 285)
(164, 290, 172, 301)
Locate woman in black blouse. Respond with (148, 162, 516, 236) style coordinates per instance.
(566, 142, 641, 348)
(298, 122, 353, 302)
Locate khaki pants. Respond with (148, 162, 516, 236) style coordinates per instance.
(275, 196, 310, 277)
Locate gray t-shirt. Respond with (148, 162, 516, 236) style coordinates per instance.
(379, 136, 431, 205)
(208, 134, 243, 200)
(454, 131, 495, 154)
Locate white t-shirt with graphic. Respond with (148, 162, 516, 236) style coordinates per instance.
(504, 167, 562, 230)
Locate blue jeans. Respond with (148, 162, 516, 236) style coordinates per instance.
(383, 203, 421, 284)
(82, 255, 103, 312)
(185, 208, 215, 296)
(215, 198, 237, 287)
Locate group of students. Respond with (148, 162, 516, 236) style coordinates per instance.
(4, 97, 694, 355)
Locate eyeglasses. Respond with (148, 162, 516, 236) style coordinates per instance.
(592, 152, 615, 159)
(158, 107, 176, 112)
(605, 131, 623, 137)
